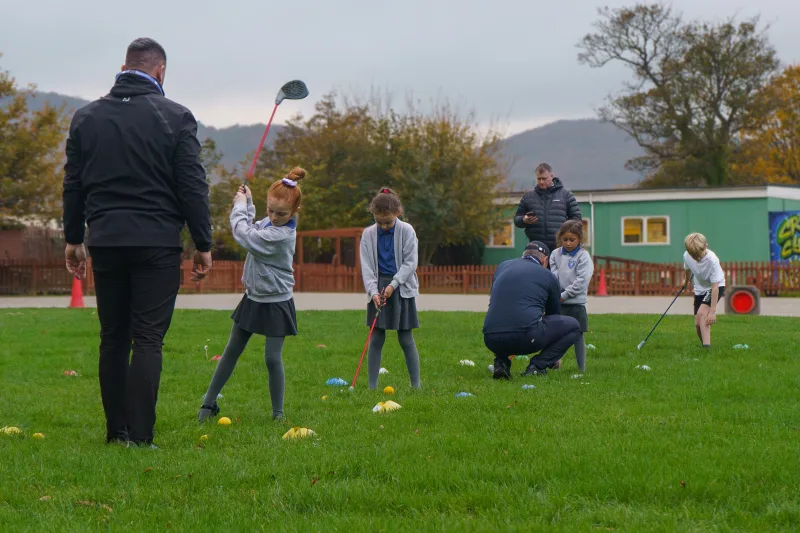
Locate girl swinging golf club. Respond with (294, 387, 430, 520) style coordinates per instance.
(197, 167, 308, 422)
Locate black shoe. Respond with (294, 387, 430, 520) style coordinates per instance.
(492, 357, 511, 380)
(521, 364, 547, 377)
(198, 402, 220, 422)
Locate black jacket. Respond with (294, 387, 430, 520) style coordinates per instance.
(483, 257, 562, 334)
(513, 177, 581, 251)
(63, 73, 212, 251)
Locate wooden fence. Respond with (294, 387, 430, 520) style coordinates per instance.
(1, 259, 798, 297)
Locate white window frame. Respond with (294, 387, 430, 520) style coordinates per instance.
(486, 220, 516, 249)
(581, 218, 592, 250)
(621, 216, 671, 246)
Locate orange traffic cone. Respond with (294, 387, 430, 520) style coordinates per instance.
(69, 277, 85, 308)
(596, 269, 608, 297)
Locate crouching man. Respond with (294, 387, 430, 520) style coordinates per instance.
(483, 241, 581, 379)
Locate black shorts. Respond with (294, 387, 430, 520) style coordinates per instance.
(693, 286, 725, 315)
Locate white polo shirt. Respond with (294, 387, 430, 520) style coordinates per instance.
(683, 250, 726, 295)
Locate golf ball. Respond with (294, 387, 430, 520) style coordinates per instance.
(218, 417, 232, 426)
(384, 386, 395, 395)
(32, 433, 45, 439)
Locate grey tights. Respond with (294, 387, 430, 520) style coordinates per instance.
(574, 333, 586, 373)
(367, 328, 421, 389)
(202, 324, 285, 418)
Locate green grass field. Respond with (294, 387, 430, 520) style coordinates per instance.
(1, 308, 799, 532)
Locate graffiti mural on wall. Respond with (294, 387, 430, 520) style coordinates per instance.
(769, 211, 800, 261)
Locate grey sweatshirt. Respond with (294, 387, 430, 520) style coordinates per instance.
(549, 246, 594, 305)
(230, 198, 296, 303)
(360, 220, 419, 299)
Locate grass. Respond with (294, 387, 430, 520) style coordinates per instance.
(1, 308, 799, 532)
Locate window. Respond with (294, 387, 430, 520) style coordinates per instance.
(621, 216, 670, 245)
(486, 220, 515, 248)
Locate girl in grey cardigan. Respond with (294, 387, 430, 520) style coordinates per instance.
(198, 167, 307, 422)
(549, 220, 594, 372)
(360, 188, 421, 389)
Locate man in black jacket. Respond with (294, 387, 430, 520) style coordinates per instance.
(63, 38, 213, 448)
(514, 163, 581, 253)
(483, 241, 581, 379)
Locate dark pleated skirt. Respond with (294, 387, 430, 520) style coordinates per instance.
(560, 303, 588, 332)
(366, 274, 420, 331)
(231, 294, 298, 337)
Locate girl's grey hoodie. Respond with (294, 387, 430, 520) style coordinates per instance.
(549, 246, 594, 305)
(230, 198, 296, 303)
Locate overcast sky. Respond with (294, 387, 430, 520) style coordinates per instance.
(2, 0, 799, 136)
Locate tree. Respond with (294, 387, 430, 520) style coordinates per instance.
(240, 92, 509, 265)
(577, 3, 780, 187)
(0, 55, 69, 226)
(732, 65, 800, 184)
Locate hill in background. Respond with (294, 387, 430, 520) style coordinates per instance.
(21, 91, 646, 189)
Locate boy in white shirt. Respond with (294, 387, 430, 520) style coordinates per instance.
(683, 233, 726, 349)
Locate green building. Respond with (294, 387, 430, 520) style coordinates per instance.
(483, 185, 800, 264)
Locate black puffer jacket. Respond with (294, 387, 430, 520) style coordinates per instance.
(513, 177, 581, 252)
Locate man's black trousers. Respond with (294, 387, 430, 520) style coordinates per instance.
(484, 315, 581, 370)
(89, 247, 182, 444)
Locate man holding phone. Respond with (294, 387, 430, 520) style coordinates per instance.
(514, 163, 581, 253)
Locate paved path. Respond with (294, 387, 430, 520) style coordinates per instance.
(1, 293, 798, 316)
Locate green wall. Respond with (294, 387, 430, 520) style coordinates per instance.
(587, 198, 769, 263)
(482, 196, 785, 265)
(767, 198, 800, 212)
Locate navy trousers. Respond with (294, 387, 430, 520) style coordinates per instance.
(484, 315, 581, 370)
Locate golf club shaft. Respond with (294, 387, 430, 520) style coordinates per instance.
(642, 285, 685, 345)
(352, 308, 381, 388)
(246, 103, 279, 180)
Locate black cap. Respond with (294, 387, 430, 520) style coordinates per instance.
(525, 241, 550, 256)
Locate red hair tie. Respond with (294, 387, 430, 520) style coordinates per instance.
(380, 188, 390, 194)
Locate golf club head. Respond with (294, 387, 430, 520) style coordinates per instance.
(637, 341, 645, 350)
(275, 80, 309, 105)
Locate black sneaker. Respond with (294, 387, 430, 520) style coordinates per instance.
(492, 357, 511, 380)
(521, 364, 547, 377)
(198, 402, 220, 422)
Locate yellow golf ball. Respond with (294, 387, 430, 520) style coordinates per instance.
(321, 395, 328, 401)
(199, 434, 209, 441)
(218, 417, 232, 426)
(33, 433, 45, 439)
(383, 386, 395, 395)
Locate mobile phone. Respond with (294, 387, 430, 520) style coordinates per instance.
(525, 211, 535, 217)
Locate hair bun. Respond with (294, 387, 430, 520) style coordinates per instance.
(286, 167, 306, 182)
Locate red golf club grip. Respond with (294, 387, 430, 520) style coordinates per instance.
(246, 103, 279, 180)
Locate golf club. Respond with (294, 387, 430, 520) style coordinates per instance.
(351, 294, 386, 389)
(637, 284, 687, 350)
(245, 80, 310, 182)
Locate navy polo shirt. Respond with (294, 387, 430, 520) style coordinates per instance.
(377, 225, 398, 276)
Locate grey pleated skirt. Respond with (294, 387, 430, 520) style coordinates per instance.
(231, 294, 298, 337)
(560, 303, 588, 333)
(365, 274, 420, 330)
